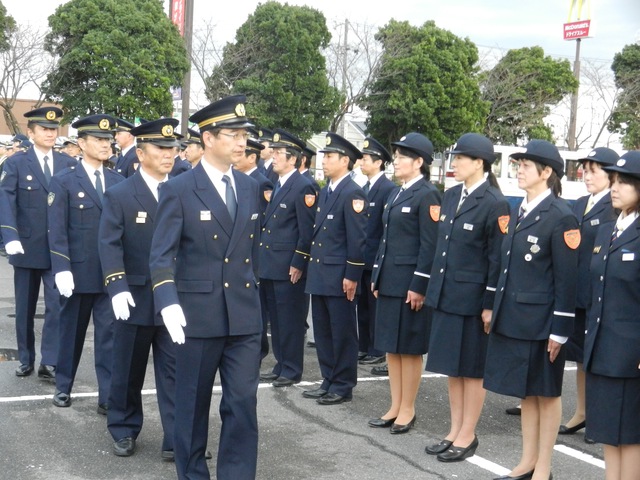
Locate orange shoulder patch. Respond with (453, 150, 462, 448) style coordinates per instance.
(429, 205, 441, 222)
(564, 229, 581, 250)
(305, 194, 316, 208)
(352, 198, 365, 213)
(264, 190, 272, 202)
(498, 215, 510, 234)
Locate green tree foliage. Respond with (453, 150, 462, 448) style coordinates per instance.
(0, 1, 15, 52)
(205, 1, 341, 139)
(609, 43, 640, 150)
(43, 0, 188, 121)
(360, 20, 488, 151)
(481, 46, 578, 145)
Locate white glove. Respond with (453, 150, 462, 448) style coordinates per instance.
(5, 240, 24, 255)
(55, 271, 75, 298)
(111, 291, 136, 321)
(161, 304, 187, 344)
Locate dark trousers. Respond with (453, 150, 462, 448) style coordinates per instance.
(259, 283, 270, 360)
(174, 334, 260, 480)
(13, 266, 60, 367)
(55, 292, 114, 403)
(262, 278, 307, 381)
(356, 270, 383, 357)
(107, 322, 176, 451)
(311, 294, 358, 397)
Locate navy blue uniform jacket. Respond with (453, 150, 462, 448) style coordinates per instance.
(259, 170, 315, 280)
(149, 162, 262, 338)
(427, 182, 509, 315)
(363, 175, 396, 269)
(305, 177, 367, 296)
(372, 179, 441, 297)
(491, 195, 579, 340)
(0, 148, 76, 269)
(115, 147, 139, 178)
(98, 173, 161, 326)
(48, 164, 124, 293)
(585, 218, 640, 378)
(249, 168, 274, 216)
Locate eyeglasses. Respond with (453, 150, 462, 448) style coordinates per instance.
(218, 132, 249, 141)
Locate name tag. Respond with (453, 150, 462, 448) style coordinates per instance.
(327, 214, 334, 220)
(137, 211, 147, 218)
(402, 207, 411, 213)
(251, 213, 258, 220)
(622, 253, 635, 262)
(135, 217, 146, 224)
(279, 203, 287, 209)
(200, 210, 211, 221)
(527, 235, 538, 244)
(369, 202, 376, 207)
(590, 219, 600, 226)
(463, 223, 474, 231)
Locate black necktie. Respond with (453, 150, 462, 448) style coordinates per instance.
(43, 155, 52, 185)
(457, 188, 468, 213)
(94, 170, 103, 201)
(611, 226, 621, 245)
(157, 181, 165, 201)
(273, 180, 282, 198)
(327, 186, 333, 197)
(222, 175, 237, 220)
(516, 205, 525, 228)
(363, 181, 371, 195)
(393, 187, 405, 204)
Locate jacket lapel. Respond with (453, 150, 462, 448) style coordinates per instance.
(314, 178, 347, 234)
(132, 172, 157, 222)
(610, 217, 640, 252)
(76, 163, 103, 209)
(25, 149, 48, 190)
(516, 195, 553, 232)
(456, 182, 486, 217)
(226, 171, 252, 256)
(192, 163, 234, 237)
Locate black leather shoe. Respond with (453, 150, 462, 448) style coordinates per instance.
(425, 439, 453, 455)
(437, 435, 478, 462)
(15, 364, 34, 376)
(359, 355, 386, 365)
(558, 420, 585, 434)
(302, 387, 327, 399)
(317, 393, 351, 405)
(368, 417, 396, 428)
(259, 371, 278, 382)
(358, 351, 368, 360)
(97, 403, 109, 415)
(505, 406, 521, 416)
(53, 391, 71, 407)
(38, 364, 56, 380)
(272, 376, 297, 387)
(113, 437, 136, 457)
(390, 415, 416, 434)
(371, 365, 388, 376)
(162, 450, 212, 462)
(493, 470, 534, 480)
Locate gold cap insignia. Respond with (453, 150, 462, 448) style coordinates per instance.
(235, 104, 246, 117)
(258, 130, 263, 137)
(273, 133, 281, 142)
(46, 110, 56, 121)
(325, 136, 332, 146)
(162, 125, 174, 137)
(363, 140, 369, 148)
(99, 119, 110, 130)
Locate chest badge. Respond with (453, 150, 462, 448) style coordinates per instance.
(352, 199, 365, 213)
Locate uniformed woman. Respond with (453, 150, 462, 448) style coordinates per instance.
(484, 140, 579, 480)
(559, 148, 618, 442)
(424, 133, 509, 462)
(368, 133, 441, 434)
(584, 150, 640, 480)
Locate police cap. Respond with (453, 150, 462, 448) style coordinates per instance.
(362, 136, 391, 165)
(184, 128, 202, 145)
(511, 140, 564, 178)
(114, 119, 135, 132)
(189, 94, 253, 132)
(447, 133, 495, 163)
(72, 114, 117, 139)
(302, 146, 316, 159)
(24, 107, 63, 128)
(246, 138, 265, 156)
(391, 132, 434, 165)
(603, 151, 640, 180)
(258, 128, 274, 143)
(130, 118, 180, 148)
(271, 129, 305, 153)
(577, 147, 619, 168)
(319, 132, 361, 162)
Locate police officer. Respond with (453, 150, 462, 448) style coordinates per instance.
(357, 137, 395, 365)
(234, 136, 273, 216)
(425, 133, 509, 460)
(98, 118, 180, 458)
(114, 119, 138, 177)
(303, 132, 367, 405)
(299, 145, 321, 194)
(484, 140, 579, 480)
(149, 95, 262, 480)
(48, 114, 124, 412)
(258, 129, 316, 387)
(559, 147, 618, 442)
(182, 128, 203, 168)
(259, 128, 278, 183)
(0, 107, 76, 379)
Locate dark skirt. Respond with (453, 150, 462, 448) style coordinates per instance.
(374, 294, 430, 355)
(586, 372, 640, 446)
(426, 310, 487, 378)
(564, 308, 586, 363)
(483, 332, 565, 399)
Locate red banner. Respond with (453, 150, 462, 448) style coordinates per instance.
(171, 0, 185, 37)
(563, 20, 591, 40)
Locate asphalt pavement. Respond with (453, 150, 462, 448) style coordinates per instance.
(0, 256, 604, 479)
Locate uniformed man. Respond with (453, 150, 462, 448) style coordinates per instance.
(149, 95, 262, 480)
(114, 119, 138, 177)
(183, 128, 204, 167)
(357, 137, 396, 365)
(48, 114, 124, 412)
(62, 138, 82, 161)
(0, 107, 76, 379)
(98, 118, 179, 458)
(258, 129, 316, 387)
(234, 135, 273, 216)
(299, 145, 321, 194)
(303, 132, 367, 405)
(258, 128, 278, 183)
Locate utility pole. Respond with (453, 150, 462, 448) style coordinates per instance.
(181, 0, 194, 132)
(566, 38, 581, 151)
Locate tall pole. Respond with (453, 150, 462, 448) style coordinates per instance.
(181, 0, 194, 132)
(340, 19, 348, 137)
(566, 38, 581, 151)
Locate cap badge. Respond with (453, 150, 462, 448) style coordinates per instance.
(162, 125, 174, 137)
(363, 140, 369, 148)
(46, 110, 56, 121)
(273, 133, 281, 142)
(588, 151, 596, 157)
(325, 136, 332, 146)
(99, 119, 110, 130)
(235, 103, 246, 117)
(617, 159, 626, 166)
(400, 135, 407, 141)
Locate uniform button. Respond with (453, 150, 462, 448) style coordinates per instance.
(268, 230, 271, 234)
(603, 255, 607, 260)
(439, 268, 444, 273)
(313, 224, 316, 228)
(450, 220, 453, 224)
(224, 283, 229, 288)
(383, 239, 386, 243)
(312, 241, 315, 245)
(598, 297, 601, 302)
(262, 227, 265, 231)
(266, 246, 269, 249)
(245, 283, 250, 288)
(316, 259, 319, 263)
(118, 275, 122, 279)
(585, 330, 588, 334)
(224, 258, 229, 263)
(259, 242, 263, 246)
(507, 250, 510, 255)
(318, 243, 322, 247)
(500, 287, 504, 291)
(504, 269, 507, 274)
(310, 257, 313, 261)
(213, 235, 218, 239)
(245, 259, 250, 263)
(445, 235, 449, 240)
(323, 227, 327, 230)
(442, 252, 446, 256)
(596, 317, 600, 323)
(27, 186, 31, 190)
(600, 276, 603, 281)
(250, 234, 254, 239)
(273, 215, 277, 218)
(79, 204, 84, 209)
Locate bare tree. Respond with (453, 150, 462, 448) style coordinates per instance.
(0, 24, 56, 134)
